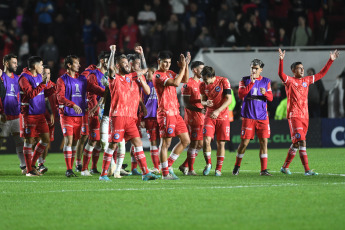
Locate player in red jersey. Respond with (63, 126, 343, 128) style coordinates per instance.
(178, 61, 205, 176)
(99, 45, 159, 181)
(278, 48, 339, 176)
(152, 51, 190, 180)
(232, 59, 273, 176)
(200, 66, 232, 176)
(56, 55, 105, 177)
(18, 56, 55, 176)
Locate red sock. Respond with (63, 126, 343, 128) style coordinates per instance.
(260, 153, 268, 171)
(82, 143, 94, 171)
(187, 148, 196, 171)
(91, 146, 101, 169)
(134, 146, 149, 175)
(161, 161, 169, 176)
(31, 141, 47, 167)
(216, 156, 224, 171)
(235, 152, 244, 167)
(70, 146, 76, 169)
(204, 152, 212, 165)
(299, 147, 310, 171)
(181, 158, 188, 167)
(168, 152, 179, 167)
(63, 146, 72, 170)
(23, 143, 33, 172)
(101, 149, 114, 176)
(150, 146, 160, 169)
(283, 145, 297, 168)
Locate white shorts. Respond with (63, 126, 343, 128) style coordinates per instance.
(0, 118, 20, 137)
(100, 115, 109, 134)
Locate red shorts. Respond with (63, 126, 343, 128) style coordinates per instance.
(288, 118, 308, 143)
(108, 116, 140, 143)
(144, 118, 159, 142)
(60, 115, 82, 140)
(88, 115, 100, 141)
(81, 113, 89, 136)
(203, 117, 230, 141)
(157, 113, 188, 138)
(187, 124, 203, 141)
(241, 118, 270, 140)
(20, 114, 50, 138)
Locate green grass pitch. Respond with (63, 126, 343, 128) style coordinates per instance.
(0, 148, 344, 230)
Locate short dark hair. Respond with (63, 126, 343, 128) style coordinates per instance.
(127, 53, 141, 62)
(115, 54, 128, 64)
(291, 61, 302, 70)
(191, 61, 204, 70)
(158, 50, 172, 60)
(3, 54, 17, 65)
(251, 59, 264, 68)
(64, 55, 79, 69)
(43, 65, 50, 70)
(201, 66, 215, 78)
(98, 51, 111, 61)
(27, 56, 43, 69)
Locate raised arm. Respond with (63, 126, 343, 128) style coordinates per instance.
(182, 52, 191, 83)
(314, 49, 339, 82)
(165, 54, 186, 87)
(108, 45, 116, 78)
(278, 48, 289, 83)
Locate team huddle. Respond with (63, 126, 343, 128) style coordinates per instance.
(0, 46, 339, 181)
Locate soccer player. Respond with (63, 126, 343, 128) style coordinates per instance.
(19, 56, 55, 176)
(200, 66, 232, 176)
(179, 61, 205, 176)
(80, 52, 110, 176)
(232, 59, 273, 176)
(99, 45, 159, 181)
(142, 66, 160, 173)
(278, 48, 339, 175)
(0, 54, 26, 174)
(56, 55, 105, 177)
(152, 51, 190, 180)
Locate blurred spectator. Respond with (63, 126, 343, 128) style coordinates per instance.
(277, 27, 290, 47)
(15, 7, 24, 35)
(137, 2, 157, 37)
(268, 81, 282, 119)
(53, 14, 69, 57)
(220, 21, 240, 47)
(232, 85, 242, 120)
(240, 21, 257, 48)
(307, 68, 326, 118)
(152, 0, 170, 23)
(146, 22, 165, 61)
(314, 17, 329, 45)
(169, 0, 188, 21)
(194, 26, 216, 48)
(328, 68, 345, 118)
(185, 16, 201, 51)
(268, 0, 290, 29)
(274, 97, 287, 120)
(100, 16, 119, 48)
(290, 0, 305, 26)
(18, 34, 30, 67)
(263, 19, 276, 46)
(217, 2, 236, 26)
(165, 14, 186, 52)
(184, 2, 206, 28)
(38, 36, 59, 65)
(83, 18, 100, 65)
(119, 16, 140, 54)
(35, 0, 54, 41)
(305, 0, 325, 31)
(291, 16, 312, 46)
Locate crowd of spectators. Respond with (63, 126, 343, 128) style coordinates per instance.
(0, 0, 344, 118)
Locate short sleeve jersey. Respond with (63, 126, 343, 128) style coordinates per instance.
(152, 70, 180, 116)
(283, 75, 315, 119)
(181, 78, 204, 126)
(108, 72, 142, 118)
(200, 76, 231, 120)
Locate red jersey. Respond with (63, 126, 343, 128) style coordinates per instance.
(200, 76, 231, 120)
(108, 72, 143, 118)
(278, 58, 334, 119)
(181, 78, 204, 126)
(152, 70, 180, 116)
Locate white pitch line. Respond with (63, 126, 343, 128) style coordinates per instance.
(1, 182, 345, 194)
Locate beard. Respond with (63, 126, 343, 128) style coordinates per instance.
(8, 66, 16, 73)
(120, 66, 130, 74)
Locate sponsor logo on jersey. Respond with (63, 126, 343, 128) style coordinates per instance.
(295, 133, 301, 139)
(302, 82, 307, 87)
(114, 133, 120, 140)
(168, 73, 173, 78)
(167, 128, 174, 134)
(215, 86, 221, 92)
(156, 74, 161, 78)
